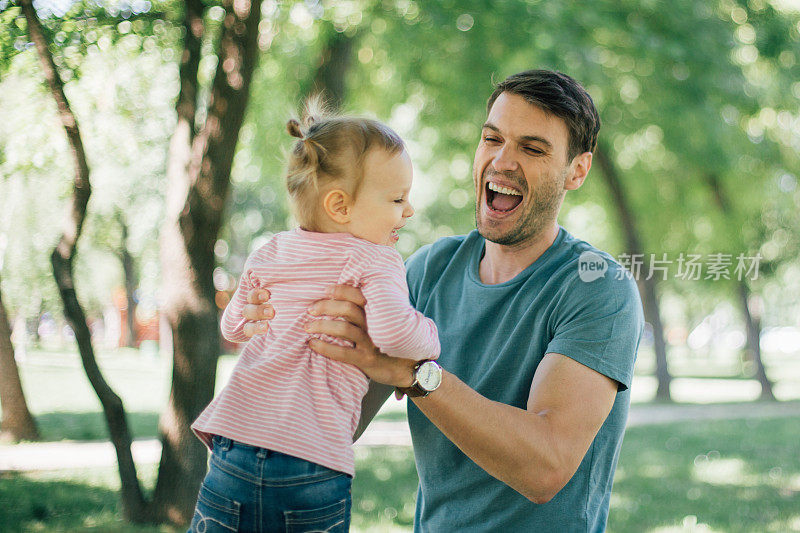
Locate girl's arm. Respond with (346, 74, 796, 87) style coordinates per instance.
(358, 248, 440, 361)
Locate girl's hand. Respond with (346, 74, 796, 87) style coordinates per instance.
(241, 288, 274, 337)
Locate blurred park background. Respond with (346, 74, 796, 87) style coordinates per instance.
(1, 0, 799, 531)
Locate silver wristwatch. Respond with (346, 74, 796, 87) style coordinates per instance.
(400, 360, 442, 398)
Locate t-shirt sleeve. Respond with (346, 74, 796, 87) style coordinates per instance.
(404, 243, 432, 309)
(360, 247, 440, 361)
(545, 269, 644, 391)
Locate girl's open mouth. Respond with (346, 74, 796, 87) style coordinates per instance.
(485, 182, 523, 213)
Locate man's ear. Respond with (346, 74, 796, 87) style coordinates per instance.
(564, 151, 592, 191)
(322, 188, 353, 224)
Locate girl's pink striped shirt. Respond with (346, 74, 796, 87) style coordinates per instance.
(191, 228, 440, 476)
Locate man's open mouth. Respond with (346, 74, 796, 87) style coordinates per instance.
(485, 181, 523, 212)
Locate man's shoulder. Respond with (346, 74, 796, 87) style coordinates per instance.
(553, 230, 636, 294)
(552, 230, 641, 305)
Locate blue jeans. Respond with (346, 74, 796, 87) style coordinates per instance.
(188, 436, 352, 532)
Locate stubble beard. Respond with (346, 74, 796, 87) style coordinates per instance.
(475, 167, 567, 248)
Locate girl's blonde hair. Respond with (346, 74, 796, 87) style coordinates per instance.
(285, 97, 405, 230)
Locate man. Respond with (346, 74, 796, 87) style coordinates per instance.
(243, 70, 643, 532)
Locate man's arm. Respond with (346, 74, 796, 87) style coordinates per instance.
(411, 353, 616, 503)
(305, 285, 618, 504)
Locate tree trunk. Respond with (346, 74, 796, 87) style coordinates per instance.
(20, 0, 147, 520)
(595, 146, 672, 401)
(309, 24, 355, 109)
(737, 283, 774, 400)
(0, 276, 41, 443)
(150, 0, 263, 523)
(116, 211, 138, 347)
(704, 173, 775, 400)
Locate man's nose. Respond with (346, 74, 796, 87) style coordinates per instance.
(492, 145, 519, 173)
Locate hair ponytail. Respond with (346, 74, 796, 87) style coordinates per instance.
(285, 111, 327, 199)
(283, 97, 404, 231)
(286, 118, 303, 139)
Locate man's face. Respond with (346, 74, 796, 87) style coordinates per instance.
(473, 92, 572, 247)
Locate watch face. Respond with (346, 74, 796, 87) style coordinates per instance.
(417, 361, 442, 391)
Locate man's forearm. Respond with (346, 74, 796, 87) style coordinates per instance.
(411, 370, 569, 504)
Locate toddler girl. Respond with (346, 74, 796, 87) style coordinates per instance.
(189, 103, 439, 532)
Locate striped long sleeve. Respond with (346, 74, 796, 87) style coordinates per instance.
(360, 249, 439, 360)
(192, 228, 439, 476)
(220, 263, 256, 343)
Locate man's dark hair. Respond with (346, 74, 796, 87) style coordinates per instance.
(487, 70, 601, 161)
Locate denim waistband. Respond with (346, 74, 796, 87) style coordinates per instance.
(212, 435, 271, 458)
(209, 434, 349, 486)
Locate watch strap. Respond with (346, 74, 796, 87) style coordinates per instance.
(398, 359, 440, 398)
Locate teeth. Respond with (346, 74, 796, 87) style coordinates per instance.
(488, 182, 522, 196)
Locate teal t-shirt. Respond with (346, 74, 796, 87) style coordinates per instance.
(405, 228, 644, 533)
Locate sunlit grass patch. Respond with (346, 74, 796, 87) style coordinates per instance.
(0, 465, 174, 532)
(352, 446, 418, 532)
(1, 417, 797, 532)
(609, 417, 800, 533)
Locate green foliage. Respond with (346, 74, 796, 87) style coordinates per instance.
(0, 64, 68, 316)
(0, 10, 178, 318)
(2, 0, 799, 343)
(0, 0, 180, 77)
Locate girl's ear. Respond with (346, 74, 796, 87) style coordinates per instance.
(322, 188, 353, 224)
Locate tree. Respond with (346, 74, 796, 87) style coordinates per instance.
(115, 210, 139, 347)
(154, 0, 263, 521)
(18, 0, 263, 523)
(594, 145, 673, 400)
(0, 274, 40, 443)
(306, 21, 356, 109)
(19, 0, 148, 520)
(704, 172, 775, 400)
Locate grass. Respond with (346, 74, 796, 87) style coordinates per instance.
(2, 347, 800, 531)
(1, 417, 798, 532)
(0, 465, 172, 532)
(609, 417, 800, 533)
(32, 411, 160, 442)
(351, 447, 419, 532)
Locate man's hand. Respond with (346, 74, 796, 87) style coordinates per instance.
(304, 284, 417, 388)
(241, 288, 274, 338)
